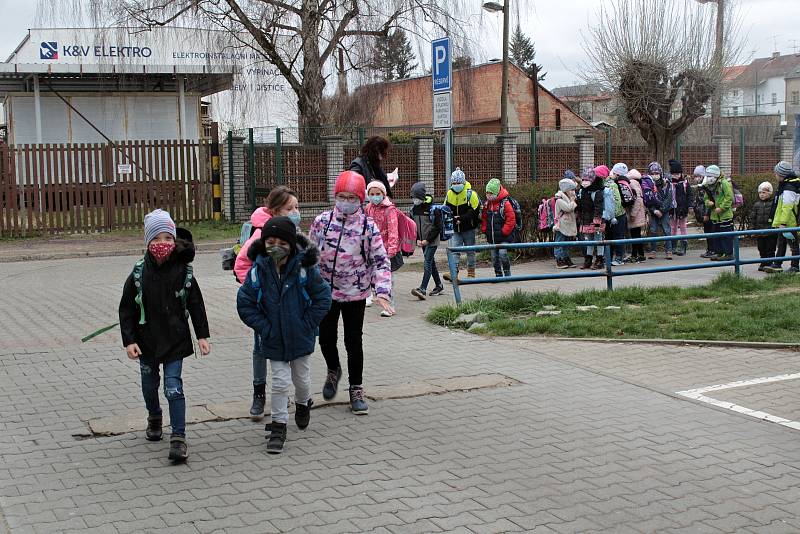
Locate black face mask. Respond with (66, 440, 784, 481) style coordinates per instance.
(265, 245, 290, 264)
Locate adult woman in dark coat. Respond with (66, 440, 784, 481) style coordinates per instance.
(349, 136, 394, 198)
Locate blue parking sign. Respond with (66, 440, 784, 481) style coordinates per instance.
(431, 37, 451, 92)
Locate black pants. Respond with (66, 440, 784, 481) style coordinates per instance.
(756, 234, 778, 266)
(630, 227, 644, 258)
(775, 232, 800, 269)
(703, 219, 714, 252)
(319, 299, 366, 386)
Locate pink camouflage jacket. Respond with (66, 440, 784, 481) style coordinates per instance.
(309, 207, 393, 302)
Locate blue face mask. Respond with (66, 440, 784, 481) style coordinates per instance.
(287, 212, 301, 227)
(336, 199, 360, 215)
(369, 194, 384, 205)
(451, 184, 465, 193)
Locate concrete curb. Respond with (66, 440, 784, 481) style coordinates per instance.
(0, 241, 235, 263)
(506, 335, 800, 351)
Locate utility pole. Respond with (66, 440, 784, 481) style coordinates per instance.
(697, 0, 724, 134)
(484, 1, 510, 134)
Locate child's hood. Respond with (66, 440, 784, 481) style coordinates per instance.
(173, 227, 196, 264)
(250, 207, 272, 227)
(247, 231, 319, 268)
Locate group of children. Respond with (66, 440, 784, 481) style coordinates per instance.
(548, 159, 800, 271)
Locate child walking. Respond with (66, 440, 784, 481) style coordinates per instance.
(365, 180, 400, 316)
(750, 182, 776, 271)
(481, 178, 517, 277)
(310, 170, 393, 415)
(553, 178, 578, 268)
(237, 217, 332, 453)
(118, 209, 210, 463)
(411, 181, 445, 298)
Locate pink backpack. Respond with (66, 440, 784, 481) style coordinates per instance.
(397, 211, 417, 256)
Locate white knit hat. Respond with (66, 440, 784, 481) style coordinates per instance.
(758, 181, 774, 194)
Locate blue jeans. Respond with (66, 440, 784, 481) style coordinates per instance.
(449, 229, 476, 268)
(609, 214, 628, 261)
(140, 359, 185, 437)
(491, 248, 511, 276)
(648, 213, 672, 253)
(583, 230, 604, 257)
(252, 333, 266, 386)
(553, 230, 575, 260)
(420, 245, 442, 290)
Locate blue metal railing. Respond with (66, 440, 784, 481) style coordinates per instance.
(446, 227, 800, 304)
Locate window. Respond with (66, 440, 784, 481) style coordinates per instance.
(732, 90, 738, 98)
(792, 91, 800, 105)
(555, 109, 562, 131)
(757, 93, 763, 105)
(732, 106, 738, 116)
(772, 93, 777, 105)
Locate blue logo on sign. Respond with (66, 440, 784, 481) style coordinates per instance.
(40, 42, 58, 60)
(431, 37, 451, 92)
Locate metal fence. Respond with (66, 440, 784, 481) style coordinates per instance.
(446, 227, 800, 304)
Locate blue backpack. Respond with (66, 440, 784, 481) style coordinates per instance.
(430, 205, 455, 241)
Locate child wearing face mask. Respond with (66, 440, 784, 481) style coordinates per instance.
(411, 181, 445, 297)
(444, 168, 481, 280)
(310, 171, 393, 415)
(364, 180, 400, 317)
(118, 209, 211, 464)
(233, 186, 302, 419)
(237, 217, 332, 454)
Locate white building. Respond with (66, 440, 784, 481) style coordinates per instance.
(724, 53, 800, 120)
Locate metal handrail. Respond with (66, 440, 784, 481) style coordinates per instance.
(446, 226, 800, 304)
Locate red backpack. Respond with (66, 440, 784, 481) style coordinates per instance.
(397, 210, 417, 256)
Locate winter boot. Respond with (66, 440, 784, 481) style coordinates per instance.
(250, 383, 266, 418)
(467, 267, 476, 278)
(168, 435, 188, 463)
(265, 422, 287, 454)
(322, 367, 342, 400)
(592, 257, 605, 270)
(443, 269, 458, 282)
(580, 255, 593, 270)
(349, 386, 369, 415)
(556, 258, 568, 269)
(295, 399, 313, 430)
(565, 257, 577, 268)
(145, 413, 162, 442)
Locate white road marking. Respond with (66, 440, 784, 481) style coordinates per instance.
(677, 372, 800, 431)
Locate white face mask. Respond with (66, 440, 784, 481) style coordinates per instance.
(412, 198, 423, 205)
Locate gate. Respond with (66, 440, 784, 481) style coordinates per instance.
(0, 140, 213, 237)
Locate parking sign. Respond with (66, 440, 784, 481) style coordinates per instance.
(431, 37, 451, 92)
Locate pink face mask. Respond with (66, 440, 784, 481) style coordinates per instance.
(148, 242, 175, 263)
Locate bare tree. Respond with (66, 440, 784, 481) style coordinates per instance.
(43, 0, 477, 143)
(583, 0, 741, 164)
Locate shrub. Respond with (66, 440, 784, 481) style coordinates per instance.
(505, 181, 559, 257)
(731, 173, 775, 230)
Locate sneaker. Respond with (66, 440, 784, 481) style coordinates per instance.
(249, 394, 266, 418)
(789, 267, 800, 274)
(665, 252, 673, 260)
(411, 288, 426, 300)
(429, 286, 445, 296)
(711, 254, 733, 261)
(763, 265, 783, 274)
(349, 386, 369, 415)
(557, 260, 569, 269)
(647, 253, 657, 260)
(758, 265, 767, 272)
(380, 309, 393, 317)
(565, 258, 577, 268)
(295, 399, 312, 430)
(365, 295, 373, 307)
(145, 414, 162, 442)
(700, 251, 714, 258)
(265, 422, 287, 454)
(636, 256, 646, 264)
(168, 435, 188, 463)
(611, 259, 623, 266)
(322, 367, 342, 400)
(675, 249, 685, 256)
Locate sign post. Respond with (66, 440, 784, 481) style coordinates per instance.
(432, 37, 453, 188)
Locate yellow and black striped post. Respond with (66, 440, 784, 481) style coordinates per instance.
(211, 124, 222, 221)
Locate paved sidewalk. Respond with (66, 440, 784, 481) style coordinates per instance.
(2, 251, 800, 533)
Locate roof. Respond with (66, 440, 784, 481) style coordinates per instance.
(551, 83, 607, 98)
(723, 65, 747, 82)
(730, 54, 800, 87)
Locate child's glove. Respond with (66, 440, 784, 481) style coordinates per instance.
(610, 217, 618, 226)
(387, 168, 399, 187)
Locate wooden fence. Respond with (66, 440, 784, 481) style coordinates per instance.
(0, 140, 213, 237)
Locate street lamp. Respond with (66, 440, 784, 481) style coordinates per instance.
(696, 0, 724, 134)
(483, 0, 510, 135)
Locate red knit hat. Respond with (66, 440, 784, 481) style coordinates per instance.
(334, 170, 366, 202)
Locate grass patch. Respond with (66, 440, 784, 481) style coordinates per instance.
(427, 273, 800, 343)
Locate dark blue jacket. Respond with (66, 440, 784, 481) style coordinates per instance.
(237, 234, 332, 362)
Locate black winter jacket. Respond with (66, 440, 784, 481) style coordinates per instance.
(119, 231, 210, 364)
(750, 199, 773, 230)
(349, 156, 392, 198)
(576, 179, 605, 227)
(670, 179, 693, 218)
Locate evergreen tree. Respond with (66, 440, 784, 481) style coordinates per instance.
(371, 30, 418, 81)
(510, 25, 546, 82)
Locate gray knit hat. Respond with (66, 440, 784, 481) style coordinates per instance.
(144, 209, 176, 245)
(410, 181, 427, 200)
(775, 161, 794, 179)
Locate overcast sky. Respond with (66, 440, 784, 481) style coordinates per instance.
(1, 0, 798, 90)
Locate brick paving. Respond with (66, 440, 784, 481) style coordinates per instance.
(2, 250, 800, 533)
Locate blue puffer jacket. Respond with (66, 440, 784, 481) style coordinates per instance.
(237, 234, 332, 362)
